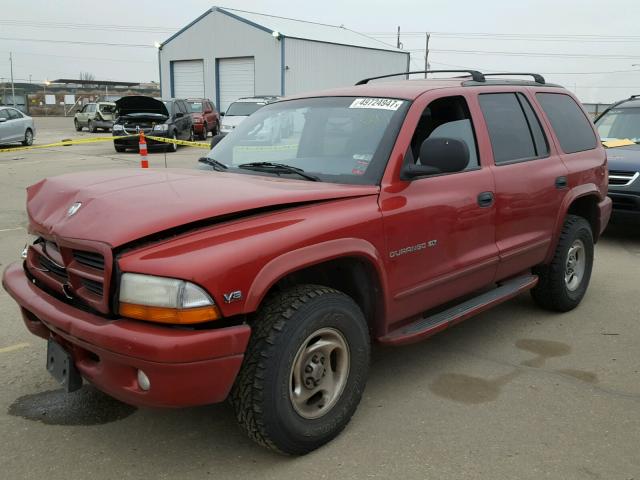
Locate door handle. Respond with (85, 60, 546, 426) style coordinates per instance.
(555, 176, 568, 189)
(477, 191, 494, 208)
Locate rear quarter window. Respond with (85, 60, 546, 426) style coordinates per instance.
(536, 93, 597, 153)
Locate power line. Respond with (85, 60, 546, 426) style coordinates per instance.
(0, 20, 177, 33)
(411, 48, 640, 60)
(0, 37, 155, 48)
(0, 50, 155, 64)
(365, 31, 640, 40)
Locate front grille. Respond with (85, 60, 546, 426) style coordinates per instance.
(609, 170, 639, 186)
(26, 239, 113, 314)
(81, 278, 104, 296)
(39, 255, 68, 280)
(73, 250, 105, 270)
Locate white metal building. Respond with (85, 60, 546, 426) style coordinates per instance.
(158, 7, 410, 112)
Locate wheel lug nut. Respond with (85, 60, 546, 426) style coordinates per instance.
(305, 366, 312, 373)
(312, 355, 318, 363)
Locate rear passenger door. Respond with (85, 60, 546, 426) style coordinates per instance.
(175, 101, 191, 139)
(478, 92, 568, 280)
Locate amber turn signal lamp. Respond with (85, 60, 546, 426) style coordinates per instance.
(120, 303, 221, 324)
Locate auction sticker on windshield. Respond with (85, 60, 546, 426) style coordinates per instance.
(349, 98, 404, 110)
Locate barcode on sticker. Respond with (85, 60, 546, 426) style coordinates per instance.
(349, 98, 404, 111)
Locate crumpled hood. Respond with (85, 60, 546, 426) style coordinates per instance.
(606, 144, 640, 171)
(26, 169, 379, 248)
(115, 96, 168, 117)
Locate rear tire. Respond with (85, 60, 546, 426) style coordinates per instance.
(531, 215, 594, 312)
(230, 285, 370, 455)
(114, 144, 126, 153)
(22, 129, 33, 146)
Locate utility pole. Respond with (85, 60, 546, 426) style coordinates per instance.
(9, 52, 16, 107)
(424, 33, 431, 78)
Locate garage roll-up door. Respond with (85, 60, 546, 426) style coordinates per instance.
(172, 60, 204, 98)
(218, 57, 255, 112)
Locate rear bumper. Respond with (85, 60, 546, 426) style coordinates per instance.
(2, 262, 251, 408)
(92, 120, 113, 129)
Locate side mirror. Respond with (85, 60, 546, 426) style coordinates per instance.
(210, 133, 225, 150)
(220, 112, 225, 117)
(0, 118, 6, 123)
(175, 112, 184, 118)
(401, 137, 469, 180)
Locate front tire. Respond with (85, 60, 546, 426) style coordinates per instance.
(22, 129, 33, 146)
(200, 123, 208, 140)
(167, 132, 178, 152)
(531, 215, 594, 312)
(230, 285, 370, 455)
(88, 120, 96, 133)
(74, 119, 82, 132)
(114, 144, 126, 153)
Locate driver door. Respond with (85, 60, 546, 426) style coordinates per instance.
(380, 94, 499, 325)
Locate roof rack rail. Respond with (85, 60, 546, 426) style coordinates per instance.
(629, 94, 640, 99)
(355, 70, 485, 85)
(483, 73, 545, 84)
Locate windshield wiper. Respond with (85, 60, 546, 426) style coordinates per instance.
(198, 157, 228, 171)
(238, 162, 320, 181)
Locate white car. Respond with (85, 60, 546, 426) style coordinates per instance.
(0, 107, 35, 146)
(219, 96, 280, 134)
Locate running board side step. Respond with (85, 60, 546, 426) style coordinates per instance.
(379, 274, 538, 346)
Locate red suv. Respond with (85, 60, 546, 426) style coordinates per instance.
(3, 70, 611, 455)
(186, 98, 219, 139)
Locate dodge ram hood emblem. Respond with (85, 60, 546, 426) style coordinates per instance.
(67, 202, 82, 217)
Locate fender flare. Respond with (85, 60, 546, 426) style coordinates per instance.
(244, 238, 389, 315)
(544, 183, 602, 263)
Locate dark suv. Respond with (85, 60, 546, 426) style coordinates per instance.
(595, 96, 640, 221)
(112, 96, 193, 152)
(4, 70, 611, 455)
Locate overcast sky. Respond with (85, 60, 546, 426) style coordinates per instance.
(1, 0, 639, 102)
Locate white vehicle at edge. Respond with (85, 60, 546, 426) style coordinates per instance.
(219, 96, 280, 134)
(0, 107, 36, 146)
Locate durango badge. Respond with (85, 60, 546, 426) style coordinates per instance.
(66, 202, 82, 217)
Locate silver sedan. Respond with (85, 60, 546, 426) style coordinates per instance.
(0, 107, 36, 146)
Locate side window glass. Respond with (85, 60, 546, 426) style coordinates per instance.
(407, 95, 479, 171)
(178, 101, 187, 114)
(516, 93, 548, 157)
(479, 93, 537, 164)
(0, 110, 9, 120)
(536, 93, 597, 153)
(8, 109, 21, 119)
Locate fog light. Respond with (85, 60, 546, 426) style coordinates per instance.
(137, 370, 151, 391)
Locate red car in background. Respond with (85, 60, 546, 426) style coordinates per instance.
(186, 98, 219, 139)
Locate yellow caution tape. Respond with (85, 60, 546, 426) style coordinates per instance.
(0, 135, 137, 153)
(146, 135, 211, 149)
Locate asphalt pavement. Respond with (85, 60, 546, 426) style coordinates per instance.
(0, 117, 638, 479)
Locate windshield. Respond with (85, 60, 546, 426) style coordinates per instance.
(596, 107, 640, 143)
(206, 96, 408, 185)
(187, 101, 203, 113)
(226, 101, 266, 116)
(99, 104, 115, 113)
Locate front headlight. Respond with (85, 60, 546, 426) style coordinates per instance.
(113, 124, 124, 131)
(153, 124, 169, 132)
(21, 233, 41, 259)
(118, 273, 221, 324)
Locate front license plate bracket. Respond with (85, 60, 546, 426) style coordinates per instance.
(46, 339, 83, 393)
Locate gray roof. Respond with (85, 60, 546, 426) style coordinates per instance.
(162, 7, 406, 54)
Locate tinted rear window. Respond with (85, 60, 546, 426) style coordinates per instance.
(536, 93, 597, 153)
(479, 93, 537, 164)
